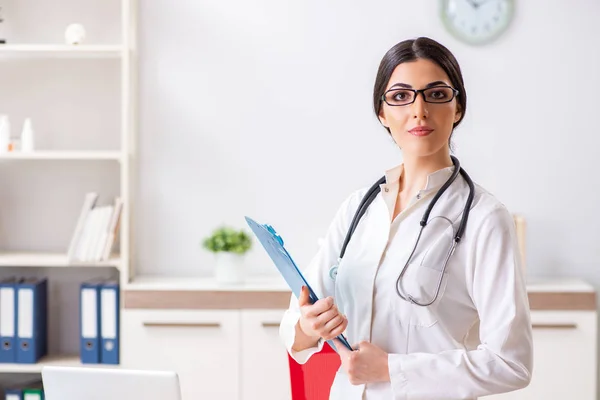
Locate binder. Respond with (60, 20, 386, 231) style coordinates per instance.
(0, 277, 18, 363)
(16, 278, 48, 364)
(79, 279, 104, 364)
(4, 388, 23, 400)
(100, 280, 119, 364)
(22, 385, 44, 400)
(4, 379, 43, 400)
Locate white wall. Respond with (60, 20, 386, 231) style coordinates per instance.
(134, 0, 600, 283)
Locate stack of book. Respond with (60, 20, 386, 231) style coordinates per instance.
(66, 193, 123, 263)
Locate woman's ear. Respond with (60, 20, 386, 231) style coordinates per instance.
(378, 109, 389, 128)
(454, 111, 462, 123)
(454, 107, 462, 123)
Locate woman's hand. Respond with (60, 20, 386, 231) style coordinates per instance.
(334, 339, 391, 385)
(297, 286, 348, 341)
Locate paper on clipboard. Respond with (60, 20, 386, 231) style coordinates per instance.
(244, 216, 353, 351)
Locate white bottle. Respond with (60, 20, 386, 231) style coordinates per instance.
(0, 115, 10, 154)
(21, 118, 35, 152)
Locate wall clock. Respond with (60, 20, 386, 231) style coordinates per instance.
(440, 0, 515, 45)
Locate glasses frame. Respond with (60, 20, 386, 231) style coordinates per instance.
(381, 85, 460, 107)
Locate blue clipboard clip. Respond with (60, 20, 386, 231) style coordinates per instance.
(245, 216, 353, 352)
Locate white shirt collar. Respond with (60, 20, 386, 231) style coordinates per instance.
(383, 163, 456, 194)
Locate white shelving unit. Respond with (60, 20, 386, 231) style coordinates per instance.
(0, 0, 135, 281)
(0, 252, 121, 268)
(0, 44, 124, 58)
(0, 354, 122, 373)
(0, 150, 122, 161)
(0, 0, 137, 375)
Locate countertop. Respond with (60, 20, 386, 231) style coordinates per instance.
(123, 275, 597, 311)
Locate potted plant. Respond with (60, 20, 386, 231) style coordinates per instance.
(202, 226, 252, 284)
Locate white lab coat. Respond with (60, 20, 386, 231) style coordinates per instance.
(279, 164, 533, 400)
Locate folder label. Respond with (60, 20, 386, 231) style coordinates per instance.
(101, 289, 116, 339)
(6, 395, 20, 400)
(81, 288, 98, 339)
(18, 289, 34, 339)
(0, 287, 15, 337)
(24, 393, 41, 400)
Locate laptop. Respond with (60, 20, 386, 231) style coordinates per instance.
(41, 366, 182, 400)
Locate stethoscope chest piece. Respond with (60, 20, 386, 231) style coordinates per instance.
(329, 264, 339, 281)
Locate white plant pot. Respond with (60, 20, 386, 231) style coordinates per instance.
(214, 252, 246, 284)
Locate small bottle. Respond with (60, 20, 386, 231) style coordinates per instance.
(0, 115, 11, 154)
(21, 118, 35, 152)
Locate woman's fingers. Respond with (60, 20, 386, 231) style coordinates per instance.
(322, 316, 348, 340)
(302, 297, 334, 318)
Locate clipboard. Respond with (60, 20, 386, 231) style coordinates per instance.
(245, 216, 353, 352)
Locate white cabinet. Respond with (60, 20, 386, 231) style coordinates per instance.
(121, 310, 240, 400)
(241, 310, 291, 400)
(486, 310, 597, 400)
(121, 305, 597, 400)
(121, 308, 292, 400)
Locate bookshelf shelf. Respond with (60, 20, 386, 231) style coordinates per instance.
(0, 354, 119, 373)
(0, 151, 122, 161)
(0, 44, 124, 59)
(0, 252, 120, 269)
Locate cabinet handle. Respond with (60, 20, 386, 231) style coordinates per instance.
(261, 322, 281, 328)
(532, 323, 577, 329)
(143, 322, 221, 328)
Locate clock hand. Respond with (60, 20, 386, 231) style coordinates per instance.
(465, 0, 480, 9)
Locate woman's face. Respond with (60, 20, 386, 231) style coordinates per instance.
(378, 58, 462, 158)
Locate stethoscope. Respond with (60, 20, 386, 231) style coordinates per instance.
(332, 155, 475, 307)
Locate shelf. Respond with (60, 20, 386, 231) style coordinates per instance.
(0, 252, 120, 268)
(0, 44, 124, 59)
(0, 151, 122, 161)
(0, 354, 119, 373)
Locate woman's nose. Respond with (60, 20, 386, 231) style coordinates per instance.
(411, 93, 429, 119)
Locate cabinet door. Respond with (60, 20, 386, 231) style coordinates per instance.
(122, 309, 240, 400)
(241, 310, 292, 400)
(486, 311, 597, 400)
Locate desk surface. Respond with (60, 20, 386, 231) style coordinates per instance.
(123, 275, 597, 311)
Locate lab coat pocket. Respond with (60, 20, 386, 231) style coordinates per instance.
(399, 262, 449, 328)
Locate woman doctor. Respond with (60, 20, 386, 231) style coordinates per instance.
(279, 37, 533, 400)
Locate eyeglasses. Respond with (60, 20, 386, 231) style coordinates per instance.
(381, 86, 459, 107)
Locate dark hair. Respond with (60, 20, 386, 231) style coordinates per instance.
(373, 37, 467, 138)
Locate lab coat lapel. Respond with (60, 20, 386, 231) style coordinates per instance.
(335, 194, 390, 345)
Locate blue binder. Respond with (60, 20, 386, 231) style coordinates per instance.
(3, 388, 23, 400)
(4, 378, 43, 399)
(16, 278, 48, 364)
(0, 277, 18, 363)
(244, 216, 353, 351)
(80, 279, 104, 364)
(100, 280, 120, 364)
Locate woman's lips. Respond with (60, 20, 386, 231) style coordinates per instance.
(409, 127, 434, 137)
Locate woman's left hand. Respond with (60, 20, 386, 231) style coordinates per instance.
(334, 339, 391, 385)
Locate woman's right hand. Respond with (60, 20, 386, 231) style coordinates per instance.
(297, 285, 348, 341)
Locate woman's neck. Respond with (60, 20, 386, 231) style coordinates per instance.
(399, 151, 453, 196)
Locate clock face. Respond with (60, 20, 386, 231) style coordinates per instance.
(440, 0, 515, 45)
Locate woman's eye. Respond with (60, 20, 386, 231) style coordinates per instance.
(425, 88, 453, 102)
(393, 91, 410, 100)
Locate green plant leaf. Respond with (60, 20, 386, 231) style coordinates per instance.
(202, 226, 253, 254)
